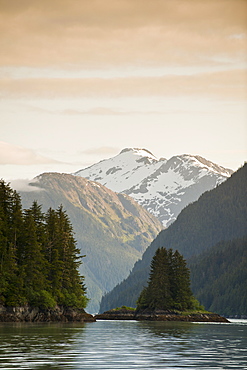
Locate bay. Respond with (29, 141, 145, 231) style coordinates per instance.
(0, 319, 246, 369)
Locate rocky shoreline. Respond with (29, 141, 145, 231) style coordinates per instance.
(0, 305, 230, 323)
(0, 305, 95, 322)
(95, 308, 230, 323)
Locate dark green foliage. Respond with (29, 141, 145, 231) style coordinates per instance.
(136, 248, 194, 311)
(0, 180, 23, 305)
(100, 164, 247, 315)
(0, 180, 88, 309)
(189, 237, 247, 316)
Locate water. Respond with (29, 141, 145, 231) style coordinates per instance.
(0, 319, 246, 369)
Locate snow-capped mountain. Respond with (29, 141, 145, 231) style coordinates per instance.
(74, 148, 233, 227)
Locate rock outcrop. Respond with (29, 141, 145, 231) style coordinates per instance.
(0, 305, 96, 322)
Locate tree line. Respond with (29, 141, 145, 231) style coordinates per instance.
(0, 180, 88, 309)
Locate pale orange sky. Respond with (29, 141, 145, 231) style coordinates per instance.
(0, 0, 246, 181)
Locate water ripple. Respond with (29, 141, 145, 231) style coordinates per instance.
(0, 320, 246, 369)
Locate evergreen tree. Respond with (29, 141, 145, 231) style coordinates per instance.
(28, 201, 46, 247)
(137, 247, 194, 311)
(45, 207, 62, 294)
(170, 250, 193, 310)
(148, 248, 173, 309)
(0, 203, 9, 303)
(21, 209, 48, 300)
(0, 181, 21, 304)
(5, 190, 25, 305)
(44, 206, 88, 308)
(54, 206, 88, 308)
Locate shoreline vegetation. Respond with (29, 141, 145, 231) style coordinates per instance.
(95, 306, 229, 323)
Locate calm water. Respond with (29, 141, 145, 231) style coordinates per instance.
(0, 319, 246, 370)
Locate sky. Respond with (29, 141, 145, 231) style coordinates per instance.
(1, 0, 247, 186)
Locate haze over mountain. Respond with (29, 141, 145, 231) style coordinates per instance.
(99, 164, 247, 316)
(18, 173, 162, 313)
(74, 148, 233, 227)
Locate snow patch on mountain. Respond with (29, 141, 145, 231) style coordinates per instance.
(75, 148, 162, 193)
(74, 148, 233, 227)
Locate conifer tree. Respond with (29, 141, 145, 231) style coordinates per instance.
(0, 204, 8, 303)
(54, 206, 88, 308)
(170, 250, 193, 310)
(45, 207, 62, 293)
(137, 247, 194, 311)
(0, 181, 21, 304)
(148, 248, 173, 309)
(29, 201, 46, 246)
(44, 206, 88, 308)
(22, 209, 48, 297)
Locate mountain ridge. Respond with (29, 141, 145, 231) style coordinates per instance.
(74, 148, 233, 227)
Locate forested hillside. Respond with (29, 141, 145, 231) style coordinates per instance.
(100, 164, 247, 315)
(0, 180, 87, 309)
(189, 237, 247, 316)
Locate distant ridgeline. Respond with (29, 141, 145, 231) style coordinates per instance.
(0, 180, 88, 310)
(100, 164, 247, 317)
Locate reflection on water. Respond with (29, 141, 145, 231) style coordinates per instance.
(0, 320, 246, 369)
(0, 323, 86, 370)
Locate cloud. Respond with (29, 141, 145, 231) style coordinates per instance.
(58, 108, 163, 115)
(0, 0, 246, 68)
(1, 69, 246, 100)
(10, 178, 44, 192)
(23, 106, 122, 115)
(27, 106, 178, 116)
(0, 141, 59, 165)
(61, 107, 124, 115)
(59, 107, 196, 116)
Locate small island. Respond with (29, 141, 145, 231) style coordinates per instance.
(95, 306, 229, 322)
(95, 248, 229, 323)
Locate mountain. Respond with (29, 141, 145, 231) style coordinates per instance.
(74, 148, 233, 227)
(18, 173, 162, 313)
(99, 164, 247, 315)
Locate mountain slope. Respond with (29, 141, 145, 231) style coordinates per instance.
(189, 237, 247, 317)
(18, 173, 162, 313)
(74, 148, 233, 227)
(99, 164, 247, 315)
